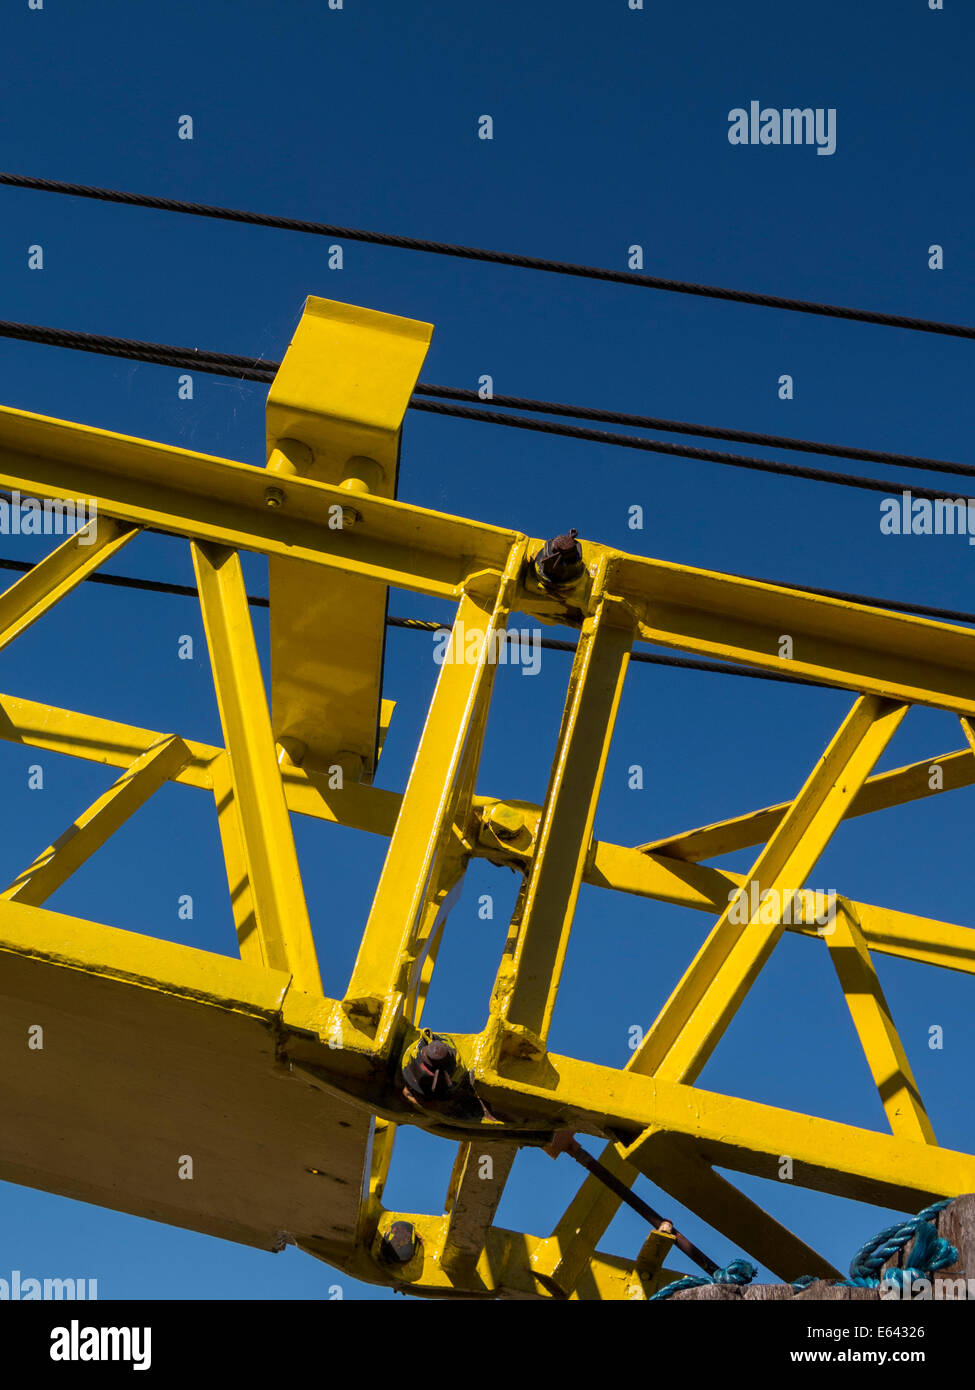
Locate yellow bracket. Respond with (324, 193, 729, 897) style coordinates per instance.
(265, 297, 433, 784)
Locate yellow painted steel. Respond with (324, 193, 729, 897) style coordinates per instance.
(266, 298, 433, 783)
(489, 587, 634, 1056)
(211, 750, 262, 966)
(825, 905, 935, 1144)
(441, 1140, 519, 1274)
(192, 541, 321, 993)
(2, 735, 191, 907)
(0, 518, 137, 651)
(343, 558, 526, 1043)
(631, 695, 908, 1086)
(1, 295, 974, 1299)
(0, 898, 369, 1252)
(638, 742, 975, 863)
(608, 551, 975, 714)
(0, 689, 971, 977)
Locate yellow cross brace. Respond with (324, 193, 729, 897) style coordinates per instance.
(2, 735, 191, 907)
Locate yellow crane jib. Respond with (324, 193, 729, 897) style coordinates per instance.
(0, 295, 974, 1299)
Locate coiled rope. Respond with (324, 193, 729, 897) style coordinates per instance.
(651, 1200, 956, 1301)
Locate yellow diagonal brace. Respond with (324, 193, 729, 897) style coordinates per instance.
(638, 745, 975, 863)
(1, 735, 191, 907)
(366, 1117, 395, 1213)
(0, 692, 218, 787)
(961, 716, 975, 754)
(404, 853, 466, 1025)
(343, 545, 526, 1040)
(532, 1145, 638, 1293)
(441, 1140, 519, 1274)
(825, 903, 934, 1143)
(492, 593, 634, 1053)
(0, 518, 137, 651)
(637, 694, 908, 1085)
(191, 541, 321, 994)
(211, 750, 261, 966)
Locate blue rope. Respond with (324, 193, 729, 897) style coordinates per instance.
(835, 1198, 956, 1290)
(647, 1258, 757, 1301)
(789, 1200, 957, 1294)
(654, 1201, 956, 1301)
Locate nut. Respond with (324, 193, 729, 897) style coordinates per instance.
(380, 1221, 419, 1265)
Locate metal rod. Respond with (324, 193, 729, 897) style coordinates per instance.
(548, 1131, 720, 1276)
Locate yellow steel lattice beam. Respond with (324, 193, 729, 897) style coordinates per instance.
(192, 540, 321, 994)
(1, 295, 975, 1299)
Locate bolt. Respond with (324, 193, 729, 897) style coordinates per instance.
(401, 1031, 458, 1101)
(482, 802, 535, 853)
(486, 804, 524, 842)
(534, 528, 585, 589)
(264, 486, 286, 509)
(380, 1221, 419, 1265)
(550, 529, 580, 556)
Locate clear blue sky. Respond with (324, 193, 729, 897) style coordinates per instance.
(0, 0, 973, 1299)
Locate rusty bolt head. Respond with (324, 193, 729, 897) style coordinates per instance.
(424, 1040, 452, 1068)
(534, 528, 585, 589)
(401, 1033, 458, 1101)
(380, 1221, 419, 1265)
(549, 529, 580, 555)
